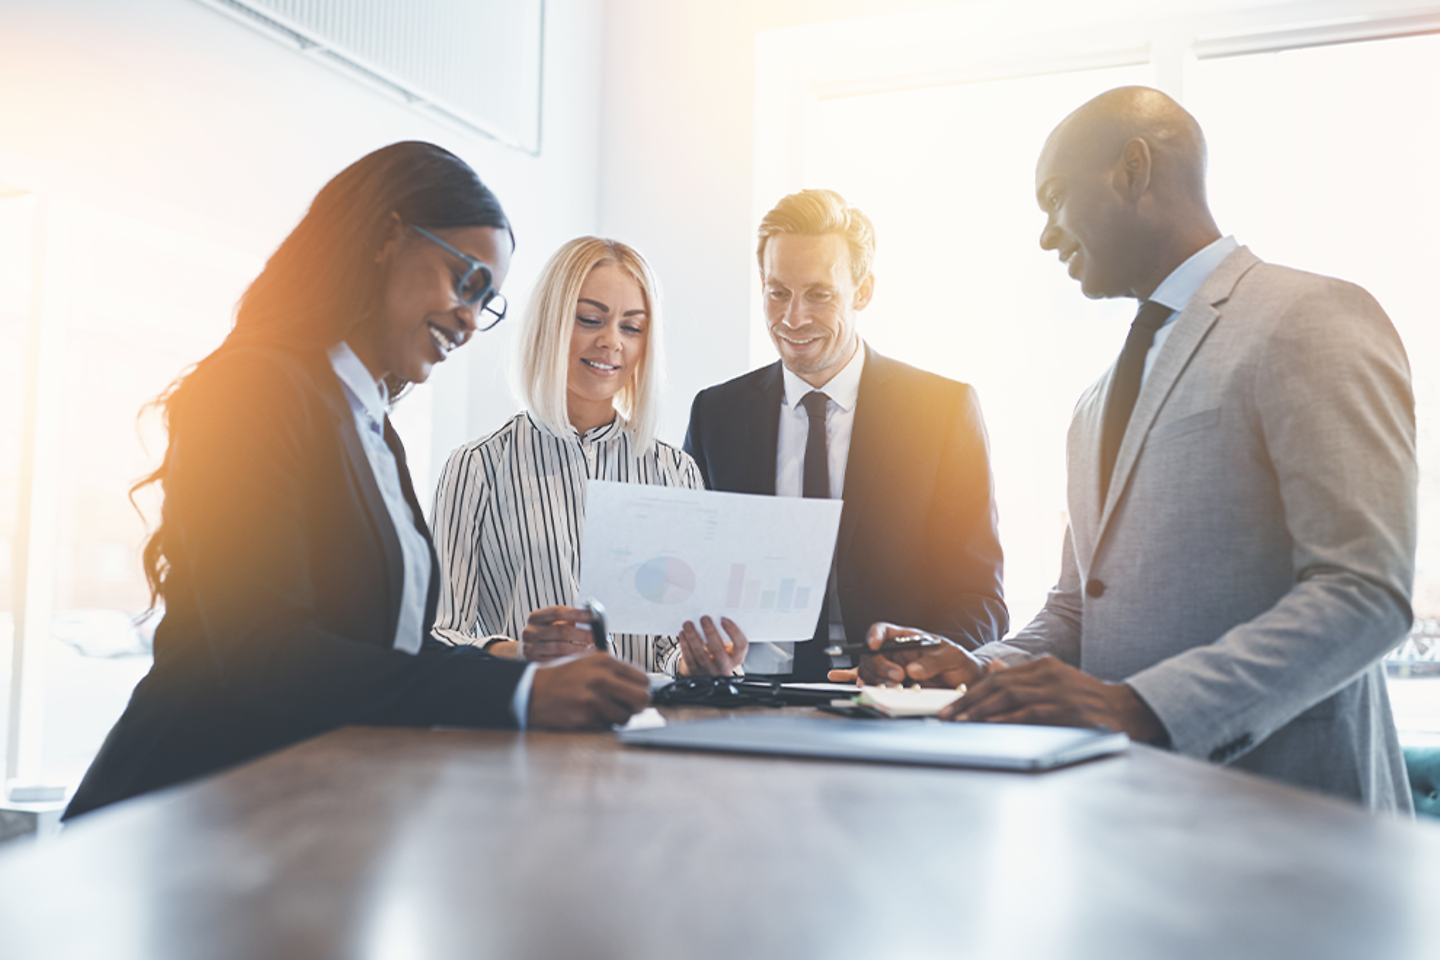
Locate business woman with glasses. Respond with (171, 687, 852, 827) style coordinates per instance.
(65, 143, 650, 820)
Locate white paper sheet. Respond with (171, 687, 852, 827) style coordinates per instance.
(578, 479, 843, 640)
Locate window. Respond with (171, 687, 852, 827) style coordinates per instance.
(761, 2, 1440, 736)
(3, 194, 260, 789)
(806, 62, 1155, 629)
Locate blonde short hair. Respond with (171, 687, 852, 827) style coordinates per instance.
(516, 237, 665, 453)
(756, 188, 876, 285)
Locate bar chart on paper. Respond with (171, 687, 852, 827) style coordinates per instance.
(579, 480, 842, 639)
(725, 564, 813, 613)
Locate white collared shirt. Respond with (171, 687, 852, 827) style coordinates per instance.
(328, 342, 535, 727)
(776, 342, 866, 499)
(327, 342, 431, 656)
(1142, 235, 1239, 384)
(748, 341, 865, 674)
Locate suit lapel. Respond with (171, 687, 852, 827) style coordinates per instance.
(838, 345, 896, 559)
(318, 366, 405, 632)
(1071, 377, 1109, 569)
(1094, 247, 1261, 543)
(741, 362, 784, 496)
(384, 419, 441, 630)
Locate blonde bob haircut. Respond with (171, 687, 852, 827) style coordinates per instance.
(517, 237, 665, 453)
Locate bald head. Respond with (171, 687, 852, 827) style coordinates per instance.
(1045, 86, 1209, 205)
(1035, 86, 1222, 301)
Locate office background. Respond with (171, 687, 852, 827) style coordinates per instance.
(1, 0, 1438, 791)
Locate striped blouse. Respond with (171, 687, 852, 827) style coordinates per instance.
(430, 411, 705, 672)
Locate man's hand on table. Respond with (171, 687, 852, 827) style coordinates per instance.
(527, 653, 650, 729)
(827, 622, 1166, 743)
(937, 655, 1165, 742)
(826, 622, 986, 688)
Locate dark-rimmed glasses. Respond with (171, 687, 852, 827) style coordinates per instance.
(409, 225, 508, 332)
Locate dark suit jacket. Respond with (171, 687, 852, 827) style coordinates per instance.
(65, 346, 527, 819)
(684, 345, 1006, 676)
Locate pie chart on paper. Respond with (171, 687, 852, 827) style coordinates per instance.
(634, 556, 696, 605)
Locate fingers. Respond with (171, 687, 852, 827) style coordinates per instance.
(527, 654, 650, 729)
(827, 668, 860, 685)
(941, 662, 1021, 720)
(527, 605, 591, 626)
(856, 623, 938, 684)
(587, 665, 652, 720)
(938, 658, 1074, 723)
(698, 616, 729, 663)
(719, 617, 749, 665)
(586, 658, 650, 725)
(858, 653, 905, 685)
(678, 620, 719, 676)
(865, 621, 927, 650)
(700, 616, 746, 674)
(899, 641, 982, 689)
(521, 639, 592, 662)
(679, 616, 748, 676)
(521, 607, 595, 662)
(523, 613, 594, 644)
(976, 706, 1080, 727)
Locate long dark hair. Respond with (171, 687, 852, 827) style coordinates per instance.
(134, 141, 511, 607)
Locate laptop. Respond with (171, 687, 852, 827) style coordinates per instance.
(618, 715, 1128, 771)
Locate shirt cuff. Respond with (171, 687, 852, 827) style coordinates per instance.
(480, 634, 513, 653)
(511, 662, 538, 730)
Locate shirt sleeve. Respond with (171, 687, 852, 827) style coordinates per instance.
(430, 440, 494, 646)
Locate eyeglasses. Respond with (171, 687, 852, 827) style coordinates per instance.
(409, 225, 508, 332)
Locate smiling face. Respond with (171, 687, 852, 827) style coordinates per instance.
(355, 222, 512, 385)
(1035, 127, 1138, 301)
(566, 263, 649, 432)
(762, 232, 871, 387)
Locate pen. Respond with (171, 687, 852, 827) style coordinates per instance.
(822, 635, 944, 658)
(582, 598, 609, 653)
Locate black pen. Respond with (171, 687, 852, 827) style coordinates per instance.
(823, 635, 944, 658)
(582, 598, 609, 653)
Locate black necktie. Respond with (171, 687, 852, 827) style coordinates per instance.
(794, 390, 833, 681)
(1101, 300, 1171, 500)
(801, 391, 830, 499)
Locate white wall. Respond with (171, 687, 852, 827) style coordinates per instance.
(0, 0, 606, 494)
(2, 0, 964, 471)
(598, 0, 956, 446)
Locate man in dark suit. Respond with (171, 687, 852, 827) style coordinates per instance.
(680, 189, 1006, 681)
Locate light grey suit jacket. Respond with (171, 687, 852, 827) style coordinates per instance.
(983, 247, 1416, 811)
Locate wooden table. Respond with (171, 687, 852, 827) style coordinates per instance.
(2, 706, 1439, 959)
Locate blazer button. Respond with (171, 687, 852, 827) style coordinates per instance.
(1085, 578, 1106, 598)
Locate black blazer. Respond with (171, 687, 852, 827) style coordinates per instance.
(684, 345, 1007, 669)
(66, 347, 527, 819)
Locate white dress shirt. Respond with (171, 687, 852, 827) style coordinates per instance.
(327, 343, 431, 655)
(776, 343, 865, 499)
(1143, 235, 1239, 384)
(747, 343, 866, 674)
(328, 344, 535, 726)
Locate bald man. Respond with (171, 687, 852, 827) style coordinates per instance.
(858, 86, 1415, 811)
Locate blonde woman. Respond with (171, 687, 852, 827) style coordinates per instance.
(431, 237, 747, 675)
